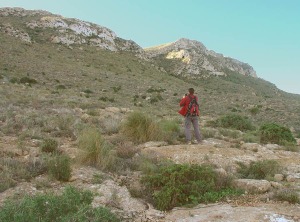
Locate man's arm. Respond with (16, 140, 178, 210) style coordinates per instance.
(179, 96, 187, 107)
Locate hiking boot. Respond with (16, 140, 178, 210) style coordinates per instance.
(193, 140, 203, 144)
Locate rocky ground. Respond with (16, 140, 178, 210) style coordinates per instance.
(1, 135, 300, 221)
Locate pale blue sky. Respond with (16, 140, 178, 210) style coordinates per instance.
(1, 0, 299, 94)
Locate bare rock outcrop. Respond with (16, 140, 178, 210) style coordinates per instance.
(145, 38, 257, 78)
(0, 7, 145, 58)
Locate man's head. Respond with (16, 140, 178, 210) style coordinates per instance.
(188, 88, 194, 94)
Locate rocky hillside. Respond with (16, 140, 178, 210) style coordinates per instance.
(1, 7, 256, 79)
(1, 7, 300, 129)
(0, 7, 144, 57)
(145, 38, 257, 78)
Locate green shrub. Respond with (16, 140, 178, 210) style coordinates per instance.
(9, 77, 18, 83)
(56, 84, 66, 89)
(0, 186, 120, 222)
(121, 111, 162, 144)
(237, 159, 282, 180)
(211, 114, 255, 131)
(241, 131, 260, 143)
(19, 76, 37, 84)
(100, 96, 109, 101)
(150, 97, 159, 104)
(249, 107, 260, 115)
(273, 189, 300, 204)
(280, 141, 300, 152)
(112, 85, 121, 93)
(296, 129, 300, 138)
(100, 117, 121, 135)
(142, 164, 241, 211)
(77, 127, 117, 171)
(40, 138, 58, 153)
(0, 157, 47, 192)
(0, 171, 16, 193)
(219, 128, 240, 139)
(260, 123, 296, 145)
(159, 119, 180, 143)
(131, 152, 173, 174)
(47, 154, 71, 181)
(82, 89, 93, 94)
(201, 128, 217, 139)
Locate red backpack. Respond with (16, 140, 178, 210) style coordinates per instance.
(186, 95, 199, 117)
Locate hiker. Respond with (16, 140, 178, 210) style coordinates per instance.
(179, 88, 202, 144)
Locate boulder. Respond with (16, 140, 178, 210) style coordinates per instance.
(233, 179, 271, 194)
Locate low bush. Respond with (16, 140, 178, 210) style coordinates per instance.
(0, 157, 47, 192)
(0, 171, 16, 193)
(237, 159, 282, 180)
(280, 141, 300, 152)
(115, 141, 139, 159)
(273, 189, 300, 204)
(112, 85, 121, 93)
(82, 89, 93, 94)
(19, 76, 37, 84)
(121, 111, 161, 144)
(201, 128, 217, 139)
(40, 138, 58, 153)
(100, 117, 121, 135)
(210, 114, 255, 131)
(219, 128, 241, 139)
(131, 152, 172, 174)
(241, 131, 260, 143)
(47, 153, 71, 181)
(142, 163, 241, 211)
(159, 119, 180, 143)
(259, 123, 296, 145)
(56, 84, 66, 89)
(0, 186, 120, 222)
(77, 127, 117, 171)
(249, 107, 260, 115)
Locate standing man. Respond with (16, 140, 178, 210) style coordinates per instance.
(179, 88, 202, 144)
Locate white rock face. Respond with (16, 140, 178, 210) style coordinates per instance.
(40, 16, 69, 28)
(166, 49, 191, 63)
(145, 38, 257, 78)
(25, 15, 119, 51)
(1, 7, 143, 55)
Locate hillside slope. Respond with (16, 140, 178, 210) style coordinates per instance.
(1, 7, 300, 130)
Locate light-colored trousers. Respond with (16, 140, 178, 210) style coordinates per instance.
(184, 116, 202, 142)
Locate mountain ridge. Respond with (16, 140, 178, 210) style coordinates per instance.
(1, 7, 256, 78)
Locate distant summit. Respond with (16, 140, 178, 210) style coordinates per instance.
(145, 38, 257, 78)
